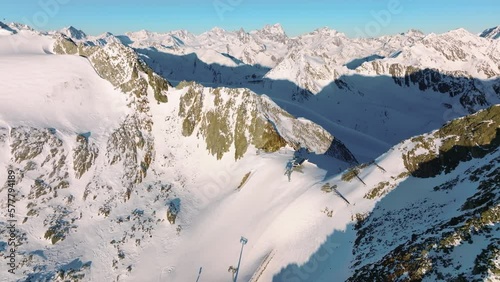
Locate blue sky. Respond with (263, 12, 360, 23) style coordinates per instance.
(2, 0, 499, 37)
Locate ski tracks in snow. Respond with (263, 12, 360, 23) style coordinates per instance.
(249, 249, 277, 282)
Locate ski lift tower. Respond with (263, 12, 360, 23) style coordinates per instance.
(195, 267, 202, 282)
(233, 236, 248, 282)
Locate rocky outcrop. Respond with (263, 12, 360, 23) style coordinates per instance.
(177, 81, 354, 161)
(402, 105, 500, 178)
(480, 26, 500, 40)
(350, 106, 500, 281)
(10, 127, 70, 198)
(350, 155, 499, 281)
(53, 36, 170, 105)
(53, 36, 162, 201)
(73, 133, 98, 179)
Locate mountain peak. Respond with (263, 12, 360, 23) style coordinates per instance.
(261, 23, 285, 35)
(446, 27, 472, 36)
(210, 26, 226, 34)
(310, 26, 345, 37)
(314, 26, 331, 33)
(168, 29, 194, 39)
(101, 31, 114, 37)
(0, 21, 9, 30)
(402, 29, 425, 37)
(126, 29, 159, 40)
(0, 21, 16, 35)
(4, 22, 33, 33)
(479, 26, 500, 39)
(60, 26, 87, 40)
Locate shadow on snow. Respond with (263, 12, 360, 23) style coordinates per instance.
(131, 47, 499, 178)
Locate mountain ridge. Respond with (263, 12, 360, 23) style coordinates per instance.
(480, 26, 500, 40)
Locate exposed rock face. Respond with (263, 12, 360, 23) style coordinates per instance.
(402, 105, 500, 177)
(176, 81, 354, 161)
(363, 63, 493, 113)
(73, 134, 98, 179)
(349, 106, 500, 281)
(10, 127, 59, 163)
(351, 155, 499, 281)
(53, 36, 164, 200)
(10, 127, 70, 197)
(4, 127, 76, 263)
(480, 26, 500, 40)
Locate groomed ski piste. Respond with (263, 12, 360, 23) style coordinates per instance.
(0, 24, 498, 282)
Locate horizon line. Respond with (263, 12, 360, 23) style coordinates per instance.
(3, 20, 499, 39)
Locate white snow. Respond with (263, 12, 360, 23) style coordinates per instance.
(0, 33, 129, 141)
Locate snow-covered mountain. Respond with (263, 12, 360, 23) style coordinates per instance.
(59, 26, 87, 41)
(120, 23, 289, 68)
(115, 24, 499, 93)
(480, 26, 500, 40)
(0, 22, 17, 36)
(0, 22, 499, 282)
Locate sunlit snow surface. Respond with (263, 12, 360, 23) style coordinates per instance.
(0, 31, 129, 141)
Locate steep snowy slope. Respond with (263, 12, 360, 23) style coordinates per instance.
(0, 35, 128, 139)
(273, 105, 500, 282)
(349, 105, 499, 281)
